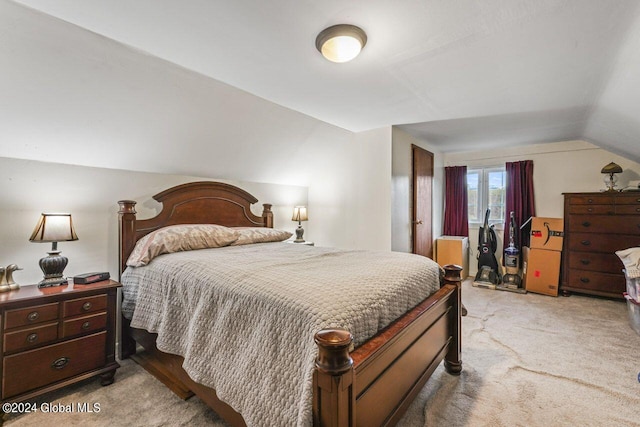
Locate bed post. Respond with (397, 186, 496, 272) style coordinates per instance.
(118, 200, 138, 277)
(262, 203, 274, 228)
(313, 330, 355, 427)
(118, 200, 138, 359)
(442, 264, 463, 375)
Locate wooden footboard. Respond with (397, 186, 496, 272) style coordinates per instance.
(313, 265, 462, 427)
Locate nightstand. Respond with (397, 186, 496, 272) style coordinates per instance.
(0, 280, 121, 403)
(287, 241, 315, 246)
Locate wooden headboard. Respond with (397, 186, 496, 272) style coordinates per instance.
(118, 181, 274, 277)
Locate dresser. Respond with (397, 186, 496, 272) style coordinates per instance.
(562, 192, 640, 298)
(0, 280, 120, 403)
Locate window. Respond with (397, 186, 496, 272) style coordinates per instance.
(467, 167, 506, 225)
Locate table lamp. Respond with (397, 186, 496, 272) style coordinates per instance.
(29, 213, 78, 287)
(601, 162, 623, 192)
(292, 206, 308, 243)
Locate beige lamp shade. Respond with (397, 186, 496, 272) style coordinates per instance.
(29, 213, 79, 243)
(292, 206, 308, 222)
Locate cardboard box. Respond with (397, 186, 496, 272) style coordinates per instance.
(436, 236, 469, 279)
(521, 217, 564, 252)
(522, 246, 561, 296)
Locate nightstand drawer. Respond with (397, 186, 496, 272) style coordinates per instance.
(62, 312, 107, 338)
(62, 295, 107, 317)
(2, 331, 106, 399)
(3, 322, 58, 354)
(4, 303, 59, 330)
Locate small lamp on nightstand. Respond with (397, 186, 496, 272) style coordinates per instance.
(29, 213, 79, 288)
(292, 206, 308, 243)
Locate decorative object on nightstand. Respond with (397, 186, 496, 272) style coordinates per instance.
(29, 213, 79, 288)
(292, 206, 308, 243)
(601, 161, 623, 192)
(0, 264, 23, 292)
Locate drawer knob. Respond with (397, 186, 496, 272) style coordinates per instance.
(82, 302, 92, 311)
(580, 259, 590, 265)
(27, 311, 39, 322)
(51, 357, 70, 370)
(582, 221, 591, 227)
(26, 333, 38, 343)
(581, 240, 591, 246)
(81, 321, 91, 330)
(580, 277, 590, 283)
(587, 207, 594, 212)
(587, 199, 594, 203)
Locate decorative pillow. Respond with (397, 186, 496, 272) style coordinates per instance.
(127, 224, 239, 267)
(230, 227, 293, 246)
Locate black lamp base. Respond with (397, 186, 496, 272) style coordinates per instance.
(37, 250, 69, 288)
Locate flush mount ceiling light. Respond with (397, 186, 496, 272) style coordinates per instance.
(315, 24, 367, 63)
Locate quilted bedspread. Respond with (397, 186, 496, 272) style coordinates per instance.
(121, 242, 441, 427)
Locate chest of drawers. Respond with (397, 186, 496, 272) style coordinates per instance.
(0, 280, 120, 402)
(562, 192, 640, 298)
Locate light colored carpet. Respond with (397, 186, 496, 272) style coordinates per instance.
(4, 281, 640, 426)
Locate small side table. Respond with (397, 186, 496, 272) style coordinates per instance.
(0, 280, 121, 404)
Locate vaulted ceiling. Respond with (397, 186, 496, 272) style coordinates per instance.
(12, 0, 640, 162)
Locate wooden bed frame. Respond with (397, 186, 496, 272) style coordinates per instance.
(118, 181, 462, 427)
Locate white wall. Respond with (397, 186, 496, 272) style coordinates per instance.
(352, 127, 393, 251)
(391, 127, 444, 254)
(444, 139, 640, 274)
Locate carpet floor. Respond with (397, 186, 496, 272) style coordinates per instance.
(4, 281, 640, 426)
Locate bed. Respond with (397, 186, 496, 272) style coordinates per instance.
(118, 181, 462, 427)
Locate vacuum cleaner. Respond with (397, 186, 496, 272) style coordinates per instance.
(473, 209, 501, 289)
(496, 211, 526, 293)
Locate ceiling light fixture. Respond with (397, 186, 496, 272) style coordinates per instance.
(316, 24, 367, 63)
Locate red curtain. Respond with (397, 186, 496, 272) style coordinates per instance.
(503, 160, 536, 250)
(443, 166, 469, 236)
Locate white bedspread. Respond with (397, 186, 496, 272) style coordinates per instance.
(121, 242, 441, 427)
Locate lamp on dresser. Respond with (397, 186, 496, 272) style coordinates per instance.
(292, 206, 308, 243)
(29, 213, 78, 287)
(601, 162, 623, 192)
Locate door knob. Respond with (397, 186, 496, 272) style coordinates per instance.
(413, 220, 423, 225)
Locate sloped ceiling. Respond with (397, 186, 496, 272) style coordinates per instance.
(11, 0, 640, 162)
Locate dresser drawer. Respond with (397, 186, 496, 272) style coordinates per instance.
(615, 195, 640, 205)
(568, 195, 615, 205)
(2, 331, 106, 399)
(615, 205, 640, 214)
(62, 295, 107, 318)
(3, 322, 58, 354)
(567, 269, 626, 295)
(567, 252, 624, 274)
(568, 215, 640, 235)
(61, 312, 107, 338)
(4, 303, 59, 330)
(568, 205, 615, 215)
(568, 233, 640, 253)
